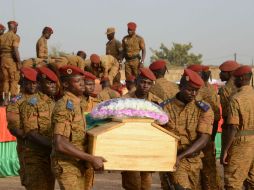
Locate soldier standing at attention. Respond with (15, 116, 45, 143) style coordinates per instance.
(20, 66, 58, 190)
(149, 60, 179, 100)
(0, 23, 6, 102)
(221, 65, 254, 189)
(98, 76, 121, 101)
(0, 21, 21, 102)
(160, 69, 214, 190)
(122, 22, 146, 79)
(7, 67, 38, 187)
(122, 67, 162, 190)
(36, 26, 53, 59)
(51, 65, 106, 190)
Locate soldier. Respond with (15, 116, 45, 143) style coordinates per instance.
(0, 23, 6, 102)
(149, 60, 179, 100)
(125, 75, 136, 93)
(85, 54, 119, 85)
(77, 50, 87, 60)
(105, 27, 122, 62)
(19, 66, 58, 190)
(6, 67, 38, 186)
(0, 24, 5, 35)
(221, 65, 254, 189)
(160, 69, 214, 190)
(187, 64, 222, 190)
(122, 67, 162, 190)
(51, 65, 106, 190)
(22, 57, 47, 68)
(0, 21, 21, 102)
(218, 60, 240, 159)
(98, 76, 121, 101)
(52, 54, 86, 70)
(122, 22, 146, 79)
(36, 26, 53, 59)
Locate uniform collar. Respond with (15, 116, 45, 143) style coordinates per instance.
(65, 91, 82, 103)
(239, 85, 253, 92)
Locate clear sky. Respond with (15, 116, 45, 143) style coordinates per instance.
(0, 0, 254, 65)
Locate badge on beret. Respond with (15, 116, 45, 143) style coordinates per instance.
(67, 69, 72, 75)
(42, 74, 47, 78)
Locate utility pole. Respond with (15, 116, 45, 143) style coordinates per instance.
(234, 53, 237, 61)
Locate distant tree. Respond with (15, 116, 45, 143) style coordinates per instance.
(49, 45, 71, 57)
(150, 43, 202, 66)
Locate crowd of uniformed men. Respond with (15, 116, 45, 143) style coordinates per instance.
(0, 20, 253, 190)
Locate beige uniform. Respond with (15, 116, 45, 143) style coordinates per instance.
(224, 86, 254, 189)
(0, 31, 20, 96)
(36, 36, 48, 59)
(121, 91, 162, 190)
(52, 55, 86, 70)
(122, 34, 145, 79)
(106, 38, 122, 61)
(22, 58, 47, 68)
(98, 87, 121, 101)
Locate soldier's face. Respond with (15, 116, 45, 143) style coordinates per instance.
(84, 80, 95, 95)
(24, 80, 38, 94)
(45, 33, 52, 39)
(234, 77, 242, 88)
(137, 78, 153, 94)
(219, 71, 230, 81)
(107, 33, 114, 40)
(40, 79, 57, 97)
(128, 29, 135, 36)
(181, 84, 199, 103)
(126, 81, 135, 91)
(67, 75, 85, 96)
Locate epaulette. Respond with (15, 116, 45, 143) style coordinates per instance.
(66, 100, 74, 110)
(195, 100, 210, 112)
(159, 98, 173, 108)
(28, 97, 38, 106)
(10, 94, 22, 103)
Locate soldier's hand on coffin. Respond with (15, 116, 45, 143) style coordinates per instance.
(91, 156, 107, 171)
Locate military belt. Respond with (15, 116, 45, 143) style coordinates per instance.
(236, 130, 254, 137)
(125, 54, 140, 61)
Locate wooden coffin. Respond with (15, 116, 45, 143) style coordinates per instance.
(87, 118, 179, 171)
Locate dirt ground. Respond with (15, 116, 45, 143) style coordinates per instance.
(0, 171, 161, 190)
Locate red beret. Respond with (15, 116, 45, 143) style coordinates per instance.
(37, 67, 58, 82)
(100, 76, 110, 83)
(187, 64, 203, 72)
(83, 71, 96, 80)
(7, 21, 18, 26)
(127, 22, 137, 31)
(125, 75, 136, 82)
(202, 65, 210, 72)
(233, 65, 252, 77)
(139, 67, 156, 81)
(20, 67, 37, 82)
(0, 24, 6, 30)
(183, 69, 204, 88)
(149, 60, 166, 71)
(90, 54, 100, 64)
(43, 26, 53, 34)
(59, 65, 84, 77)
(219, 60, 240, 72)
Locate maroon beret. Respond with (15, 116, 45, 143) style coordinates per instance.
(127, 22, 137, 31)
(20, 67, 37, 82)
(43, 26, 53, 34)
(83, 71, 96, 80)
(219, 60, 240, 72)
(59, 65, 84, 77)
(125, 75, 136, 82)
(233, 65, 252, 77)
(8, 21, 18, 26)
(0, 24, 6, 30)
(187, 64, 203, 72)
(149, 60, 166, 71)
(183, 69, 204, 88)
(90, 54, 100, 64)
(139, 67, 156, 81)
(37, 67, 58, 82)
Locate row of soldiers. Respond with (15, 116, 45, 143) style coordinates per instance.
(0, 21, 145, 105)
(1, 20, 254, 190)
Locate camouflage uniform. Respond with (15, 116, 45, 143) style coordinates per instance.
(197, 82, 222, 190)
(98, 87, 121, 101)
(85, 55, 119, 85)
(20, 92, 55, 190)
(161, 96, 214, 190)
(224, 85, 254, 189)
(122, 34, 145, 79)
(52, 55, 86, 70)
(106, 38, 122, 61)
(0, 31, 20, 96)
(6, 94, 32, 186)
(22, 58, 47, 68)
(149, 77, 179, 100)
(121, 91, 162, 190)
(0, 33, 4, 98)
(36, 36, 48, 59)
(51, 91, 88, 190)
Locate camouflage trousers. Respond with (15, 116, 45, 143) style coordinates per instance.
(121, 171, 152, 190)
(224, 137, 254, 190)
(124, 59, 140, 79)
(84, 167, 94, 190)
(201, 141, 223, 190)
(160, 156, 202, 190)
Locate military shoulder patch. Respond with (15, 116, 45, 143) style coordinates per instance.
(28, 97, 38, 106)
(10, 94, 23, 103)
(159, 98, 173, 108)
(66, 100, 74, 110)
(196, 101, 210, 112)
